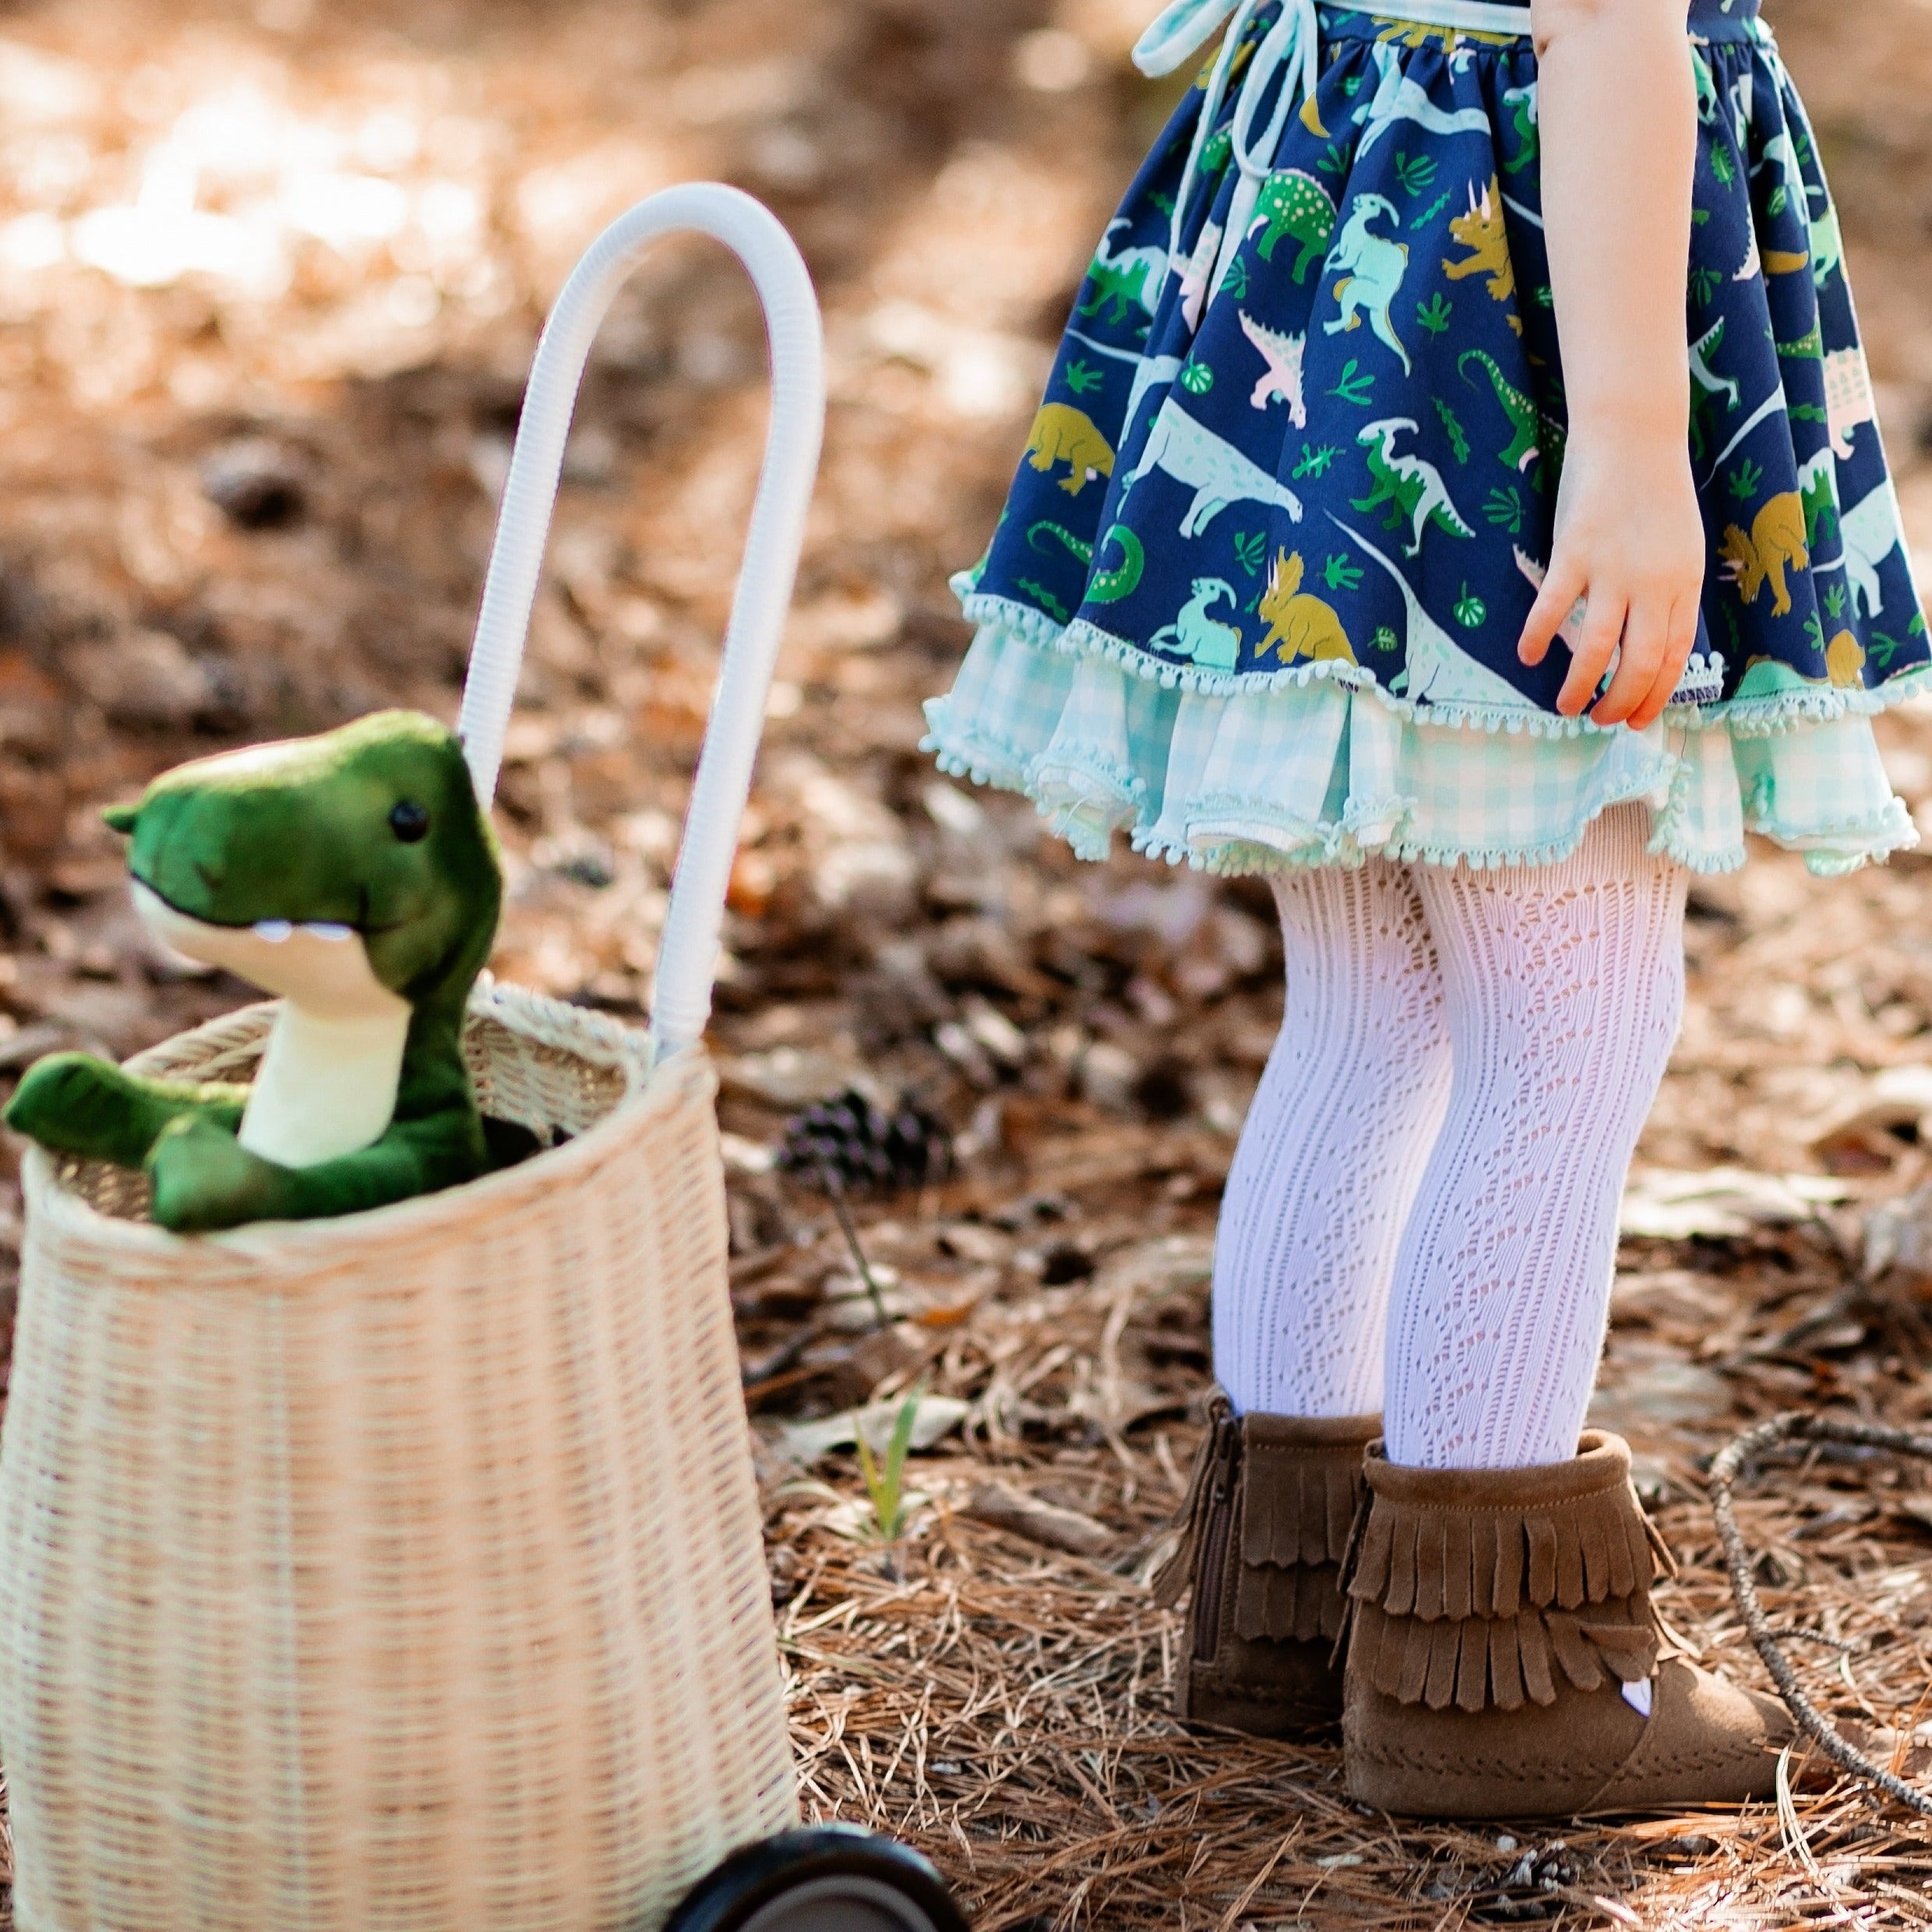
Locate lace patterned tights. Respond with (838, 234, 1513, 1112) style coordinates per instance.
(1214, 806, 1688, 1470)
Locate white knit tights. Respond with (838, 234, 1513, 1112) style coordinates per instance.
(1213, 806, 1687, 1470)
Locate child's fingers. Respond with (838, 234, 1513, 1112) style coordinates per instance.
(1518, 556, 1588, 668)
(1591, 596, 1670, 726)
(1556, 591, 1627, 717)
(1624, 598, 1702, 732)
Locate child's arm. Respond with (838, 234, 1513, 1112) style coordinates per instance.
(1518, 0, 1702, 729)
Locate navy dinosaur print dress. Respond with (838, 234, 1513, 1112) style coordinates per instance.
(924, 0, 1927, 877)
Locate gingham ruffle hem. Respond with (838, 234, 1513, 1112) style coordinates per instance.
(924, 594, 1927, 877)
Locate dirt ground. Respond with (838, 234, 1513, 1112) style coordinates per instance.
(0, 0, 1930, 1925)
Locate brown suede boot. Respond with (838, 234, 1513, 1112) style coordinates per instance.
(1340, 1432, 1793, 1818)
(1153, 1398, 1379, 1736)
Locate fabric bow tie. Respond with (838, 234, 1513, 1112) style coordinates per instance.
(1133, 0, 1244, 76)
(1134, 0, 1323, 305)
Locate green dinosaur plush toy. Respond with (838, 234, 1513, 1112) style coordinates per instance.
(4, 710, 503, 1232)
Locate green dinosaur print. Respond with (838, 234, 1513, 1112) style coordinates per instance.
(1798, 450, 1840, 549)
(1502, 83, 1539, 176)
(1027, 521, 1147, 604)
(1246, 169, 1338, 284)
(1077, 220, 1166, 326)
(6, 714, 502, 1231)
(1458, 349, 1565, 482)
(1352, 417, 1476, 559)
(1777, 323, 1824, 362)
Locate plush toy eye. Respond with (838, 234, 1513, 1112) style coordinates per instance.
(390, 801, 431, 843)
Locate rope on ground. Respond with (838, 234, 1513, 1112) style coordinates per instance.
(1708, 1410, 1932, 1817)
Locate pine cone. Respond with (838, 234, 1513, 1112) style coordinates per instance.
(779, 1088, 953, 1196)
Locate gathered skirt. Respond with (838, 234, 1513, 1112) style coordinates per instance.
(924, 0, 1929, 875)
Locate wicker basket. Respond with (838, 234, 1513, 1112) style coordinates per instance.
(0, 984, 797, 1932)
(0, 185, 830, 1932)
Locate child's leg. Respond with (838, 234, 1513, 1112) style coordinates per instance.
(1384, 805, 1687, 1470)
(1343, 815, 1788, 1817)
(1175, 859, 1451, 1739)
(1214, 860, 1453, 1418)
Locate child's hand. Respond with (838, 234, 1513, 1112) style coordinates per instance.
(1517, 432, 1705, 731)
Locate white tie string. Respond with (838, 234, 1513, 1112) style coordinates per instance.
(1137, 0, 1322, 321)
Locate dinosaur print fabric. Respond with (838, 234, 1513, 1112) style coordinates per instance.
(925, 0, 1928, 876)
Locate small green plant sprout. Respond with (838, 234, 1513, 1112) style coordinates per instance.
(1823, 582, 1848, 622)
(1414, 188, 1454, 230)
(1232, 530, 1269, 578)
(1179, 359, 1215, 397)
(1485, 485, 1526, 534)
(1870, 629, 1903, 668)
(1328, 359, 1375, 407)
(1063, 358, 1105, 398)
(1433, 396, 1471, 462)
(1317, 141, 1349, 178)
(1322, 553, 1364, 593)
(1690, 264, 1724, 307)
(1293, 442, 1342, 479)
(1711, 143, 1736, 188)
(1016, 578, 1071, 624)
(1370, 624, 1400, 654)
(854, 1389, 923, 1544)
(1726, 459, 1765, 503)
(1417, 292, 1454, 338)
(1454, 584, 1487, 629)
(1394, 150, 1439, 196)
(1532, 283, 1555, 309)
(1221, 256, 1251, 302)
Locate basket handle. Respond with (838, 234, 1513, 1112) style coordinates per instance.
(457, 183, 826, 1060)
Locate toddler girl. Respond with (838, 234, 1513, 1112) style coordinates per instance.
(924, 0, 1926, 1817)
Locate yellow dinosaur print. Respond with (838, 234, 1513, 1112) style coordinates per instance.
(1027, 404, 1116, 498)
(1443, 177, 1514, 303)
(1258, 551, 1358, 665)
(1719, 492, 1808, 618)
(1723, 490, 1808, 618)
(1826, 629, 1867, 688)
(1377, 22, 1519, 48)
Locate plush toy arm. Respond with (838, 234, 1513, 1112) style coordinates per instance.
(146, 1110, 488, 1233)
(5, 1053, 249, 1170)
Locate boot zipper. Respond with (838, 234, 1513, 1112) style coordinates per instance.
(1191, 1416, 1241, 1664)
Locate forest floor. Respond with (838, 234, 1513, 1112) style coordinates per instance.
(0, 0, 1931, 1923)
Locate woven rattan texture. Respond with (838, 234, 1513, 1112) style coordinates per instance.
(0, 981, 798, 1932)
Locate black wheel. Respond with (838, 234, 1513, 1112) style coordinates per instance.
(665, 1825, 970, 1932)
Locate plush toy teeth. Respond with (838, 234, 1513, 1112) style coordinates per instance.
(248, 920, 355, 943)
